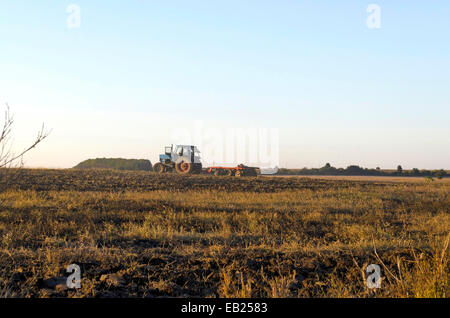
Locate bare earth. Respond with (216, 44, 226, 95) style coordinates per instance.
(0, 169, 448, 298)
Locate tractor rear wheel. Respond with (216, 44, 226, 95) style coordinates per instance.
(153, 163, 165, 174)
(175, 161, 193, 174)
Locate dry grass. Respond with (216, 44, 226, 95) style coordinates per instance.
(0, 169, 448, 298)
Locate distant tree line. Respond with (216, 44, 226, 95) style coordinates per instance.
(74, 158, 152, 171)
(276, 163, 448, 179)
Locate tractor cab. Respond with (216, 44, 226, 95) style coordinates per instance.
(154, 145, 202, 174)
(172, 145, 201, 164)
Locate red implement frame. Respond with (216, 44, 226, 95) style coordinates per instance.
(205, 166, 245, 173)
(203, 164, 259, 176)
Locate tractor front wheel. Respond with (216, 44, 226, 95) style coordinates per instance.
(153, 163, 165, 174)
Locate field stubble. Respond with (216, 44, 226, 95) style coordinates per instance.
(0, 169, 448, 298)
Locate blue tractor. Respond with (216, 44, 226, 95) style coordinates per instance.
(153, 145, 203, 175)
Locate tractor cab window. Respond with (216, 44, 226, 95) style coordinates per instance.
(165, 147, 172, 155)
(177, 146, 183, 156)
(183, 146, 191, 154)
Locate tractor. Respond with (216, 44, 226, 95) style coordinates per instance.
(153, 145, 259, 177)
(153, 145, 203, 175)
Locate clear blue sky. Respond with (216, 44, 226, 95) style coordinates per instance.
(0, 1, 449, 169)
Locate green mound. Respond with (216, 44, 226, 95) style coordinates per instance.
(74, 158, 152, 171)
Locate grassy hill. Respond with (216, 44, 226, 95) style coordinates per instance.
(74, 158, 152, 171)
